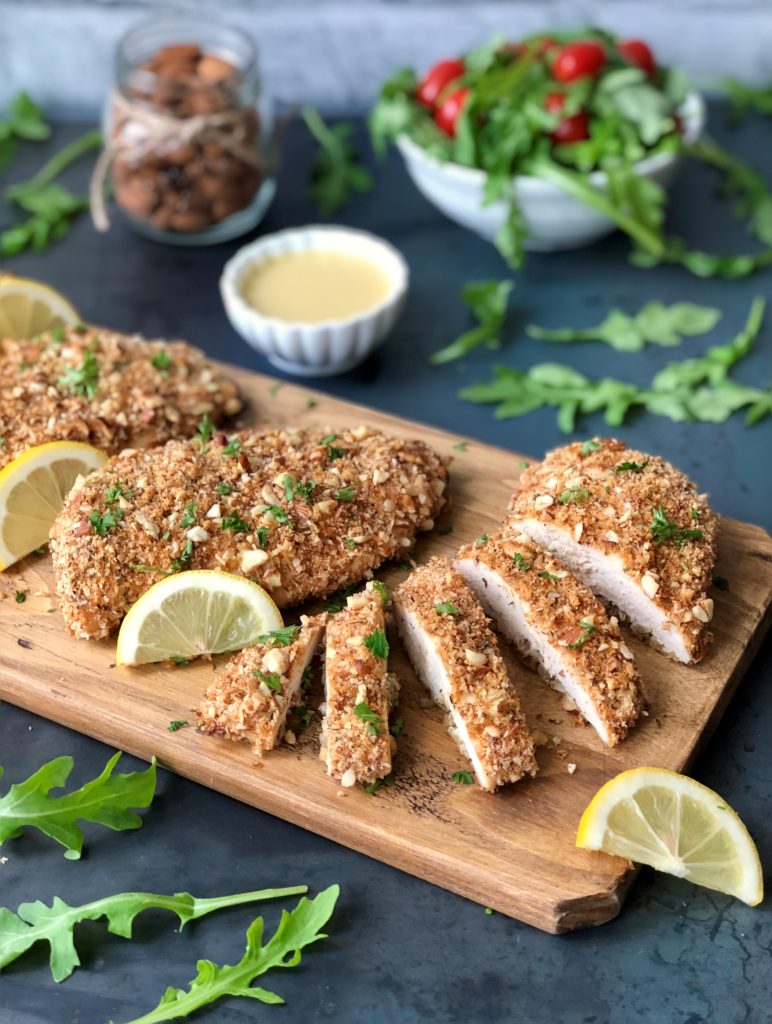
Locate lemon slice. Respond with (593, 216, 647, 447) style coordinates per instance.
(0, 274, 80, 339)
(0, 441, 108, 570)
(577, 767, 763, 906)
(116, 570, 284, 666)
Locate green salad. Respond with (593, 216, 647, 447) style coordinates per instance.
(370, 29, 772, 277)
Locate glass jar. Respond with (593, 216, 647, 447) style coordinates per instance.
(105, 12, 275, 245)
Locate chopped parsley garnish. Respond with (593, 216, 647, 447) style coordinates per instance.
(217, 482, 233, 495)
(33, 545, 47, 556)
(712, 574, 730, 591)
(354, 701, 382, 735)
(438, 525, 453, 536)
(691, 506, 703, 520)
(170, 539, 194, 572)
(558, 487, 590, 505)
(0, 436, 5, 447)
(170, 656, 190, 665)
(616, 460, 649, 473)
(50, 327, 64, 344)
(371, 580, 390, 605)
(14, 590, 26, 604)
(538, 571, 560, 581)
(221, 511, 250, 533)
(254, 669, 282, 693)
(452, 770, 473, 785)
(167, 719, 188, 732)
(346, 538, 358, 549)
(569, 619, 597, 649)
(105, 480, 133, 504)
(453, 441, 468, 451)
(262, 505, 291, 525)
(364, 773, 395, 795)
(306, 396, 317, 409)
(268, 381, 283, 397)
(294, 705, 312, 727)
(580, 439, 601, 456)
(513, 552, 530, 571)
(519, 460, 530, 469)
(301, 665, 314, 688)
(58, 350, 99, 398)
(435, 601, 460, 616)
(195, 414, 214, 452)
(255, 526, 269, 548)
(321, 433, 347, 461)
(650, 505, 703, 547)
(180, 501, 197, 528)
(88, 508, 121, 535)
(335, 487, 356, 502)
(283, 475, 314, 503)
(128, 563, 171, 575)
(324, 584, 359, 612)
(474, 534, 489, 547)
(222, 440, 241, 457)
(364, 627, 389, 660)
(151, 350, 172, 371)
(389, 717, 404, 737)
(257, 625, 300, 647)
(484, 907, 494, 915)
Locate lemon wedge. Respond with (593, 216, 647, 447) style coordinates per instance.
(116, 570, 284, 666)
(0, 274, 80, 339)
(577, 767, 763, 906)
(0, 441, 108, 570)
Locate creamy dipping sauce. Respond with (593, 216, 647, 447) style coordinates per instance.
(241, 250, 392, 322)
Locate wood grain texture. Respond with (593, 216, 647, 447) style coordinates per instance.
(1, 365, 771, 934)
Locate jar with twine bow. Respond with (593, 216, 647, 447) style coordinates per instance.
(91, 13, 276, 244)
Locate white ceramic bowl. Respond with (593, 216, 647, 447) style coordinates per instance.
(220, 225, 409, 377)
(396, 92, 706, 252)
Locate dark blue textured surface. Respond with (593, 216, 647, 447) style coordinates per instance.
(1, 110, 771, 1024)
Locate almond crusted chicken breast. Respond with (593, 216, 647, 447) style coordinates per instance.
(0, 325, 241, 468)
(394, 557, 537, 791)
(507, 439, 717, 664)
(322, 583, 397, 787)
(455, 532, 644, 746)
(197, 615, 326, 756)
(50, 426, 448, 639)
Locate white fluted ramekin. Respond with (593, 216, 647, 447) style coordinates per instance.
(220, 225, 409, 377)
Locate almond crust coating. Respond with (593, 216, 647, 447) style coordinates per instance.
(50, 425, 448, 639)
(196, 614, 326, 756)
(507, 438, 717, 663)
(394, 557, 537, 791)
(322, 583, 395, 785)
(455, 532, 644, 745)
(0, 325, 241, 468)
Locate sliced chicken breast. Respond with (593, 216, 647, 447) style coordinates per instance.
(393, 557, 537, 792)
(455, 532, 644, 746)
(197, 614, 326, 755)
(322, 582, 397, 787)
(507, 439, 717, 664)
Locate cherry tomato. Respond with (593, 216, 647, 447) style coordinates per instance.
(544, 91, 566, 114)
(434, 87, 470, 136)
(617, 38, 656, 76)
(416, 59, 465, 110)
(552, 41, 606, 82)
(550, 111, 590, 144)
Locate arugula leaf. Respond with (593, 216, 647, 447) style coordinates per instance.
(528, 301, 721, 351)
(430, 280, 513, 364)
(461, 297, 770, 430)
(690, 138, 772, 246)
(0, 885, 308, 983)
(122, 887, 338, 1023)
(452, 770, 474, 785)
(722, 78, 772, 119)
(257, 626, 300, 647)
(354, 702, 382, 736)
(323, 584, 359, 612)
(303, 107, 374, 216)
(435, 601, 460, 615)
(0, 92, 51, 171)
(0, 753, 156, 860)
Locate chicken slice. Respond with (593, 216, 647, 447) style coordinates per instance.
(393, 557, 537, 792)
(455, 532, 644, 746)
(196, 615, 326, 756)
(0, 325, 241, 468)
(322, 582, 397, 787)
(507, 438, 717, 664)
(50, 425, 448, 639)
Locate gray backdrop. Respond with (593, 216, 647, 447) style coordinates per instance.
(1, 0, 772, 120)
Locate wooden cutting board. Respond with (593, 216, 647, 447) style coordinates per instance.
(1, 365, 771, 934)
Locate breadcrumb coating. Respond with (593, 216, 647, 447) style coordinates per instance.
(455, 532, 644, 745)
(394, 557, 537, 791)
(197, 615, 326, 755)
(322, 582, 396, 786)
(0, 325, 241, 468)
(507, 438, 717, 663)
(50, 425, 448, 639)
